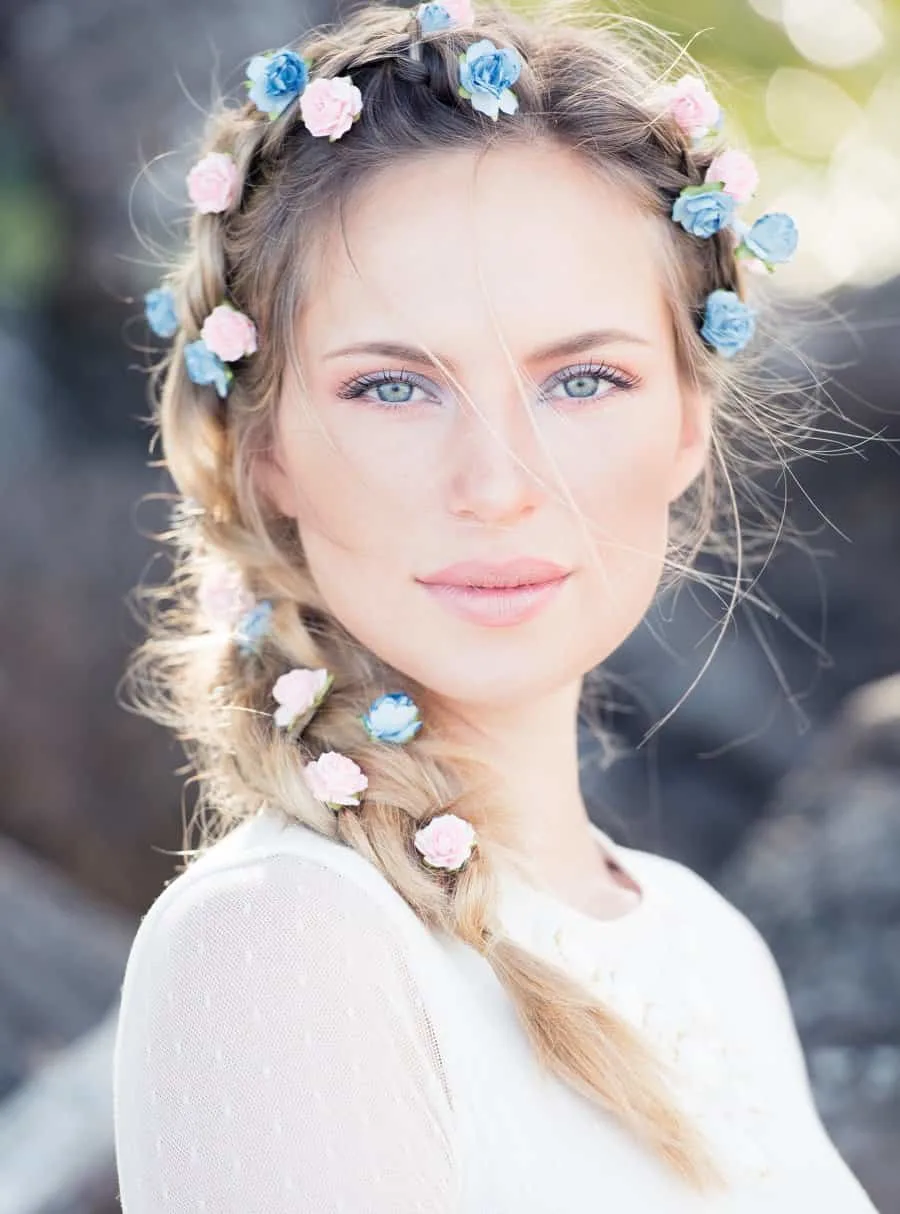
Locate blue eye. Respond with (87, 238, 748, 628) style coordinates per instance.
(336, 368, 436, 408)
(542, 361, 639, 402)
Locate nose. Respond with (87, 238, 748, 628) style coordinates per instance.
(445, 394, 546, 526)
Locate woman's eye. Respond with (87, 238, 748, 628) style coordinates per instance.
(336, 369, 436, 408)
(542, 362, 639, 403)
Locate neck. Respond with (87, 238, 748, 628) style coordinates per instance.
(427, 678, 603, 889)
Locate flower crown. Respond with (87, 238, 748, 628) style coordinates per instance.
(144, 8, 798, 377)
(654, 74, 798, 357)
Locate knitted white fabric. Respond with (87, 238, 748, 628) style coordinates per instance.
(112, 806, 879, 1212)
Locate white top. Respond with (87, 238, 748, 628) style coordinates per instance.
(112, 805, 879, 1213)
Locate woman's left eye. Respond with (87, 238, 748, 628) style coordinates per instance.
(541, 361, 640, 402)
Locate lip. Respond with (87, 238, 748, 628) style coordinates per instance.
(417, 558, 571, 588)
(416, 559, 572, 628)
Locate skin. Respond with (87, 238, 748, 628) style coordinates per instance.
(258, 141, 712, 917)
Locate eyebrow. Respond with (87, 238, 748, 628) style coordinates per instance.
(323, 328, 651, 369)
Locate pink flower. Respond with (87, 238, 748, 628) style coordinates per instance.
(441, 0, 475, 21)
(200, 304, 258, 362)
(705, 149, 759, 204)
(186, 152, 241, 214)
(272, 668, 332, 728)
(742, 256, 771, 275)
(654, 74, 721, 140)
(299, 76, 363, 141)
(303, 751, 368, 807)
(197, 560, 254, 627)
(414, 813, 476, 871)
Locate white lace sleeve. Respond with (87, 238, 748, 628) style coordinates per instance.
(112, 852, 456, 1214)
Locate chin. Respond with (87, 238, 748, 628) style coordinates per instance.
(382, 628, 590, 709)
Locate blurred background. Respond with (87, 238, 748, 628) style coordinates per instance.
(1, 0, 899, 1210)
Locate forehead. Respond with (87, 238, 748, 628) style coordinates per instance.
(298, 141, 672, 359)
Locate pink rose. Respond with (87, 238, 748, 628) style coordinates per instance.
(655, 74, 721, 140)
(197, 560, 254, 627)
(186, 152, 241, 214)
(303, 751, 368, 807)
(742, 256, 770, 276)
(200, 305, 258, 362)
(705, 149, 758, 204)
(414, 813, 476, 871)
(441, 0, 474, 21)
(299, 76, 363, 142)
(272, 668, 332, 728)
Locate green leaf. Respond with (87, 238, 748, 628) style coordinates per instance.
(735, 242, 773, 273)
(679, 181, 724, 198)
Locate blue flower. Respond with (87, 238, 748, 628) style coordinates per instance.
(671, 184, 737, 238)
(246, 48, 309, 119)
(234, 600, 274, 657)
(184, 339, 233, 399)
(699, 289, 757, 359)
(740, 212, 798, 267)
(144, 286, 178, 338)
(457, 39, 521, 121)
(418, 2, 453, 33)
(361, 692, 422, 744)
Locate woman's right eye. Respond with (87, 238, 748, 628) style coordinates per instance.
(336, 369, 439, 408)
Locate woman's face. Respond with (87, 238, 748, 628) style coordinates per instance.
(260, 141, 710, 709)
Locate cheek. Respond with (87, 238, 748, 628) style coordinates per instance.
(565, 401, 682, 647)
(282, 416, 418, 555)
(280, 428, 424, 655)
(580, 433, 674, 549)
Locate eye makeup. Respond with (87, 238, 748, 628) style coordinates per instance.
(335, 360, 642, 409)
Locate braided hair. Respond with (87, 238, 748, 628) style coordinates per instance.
(127, 0, 810, 1193)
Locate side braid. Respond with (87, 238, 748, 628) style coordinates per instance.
(186, 521, 728, 1188)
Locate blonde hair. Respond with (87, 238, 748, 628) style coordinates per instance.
(125, 0, 819, 1193)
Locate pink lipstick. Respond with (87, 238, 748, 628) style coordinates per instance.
(416, 559, 572, 627)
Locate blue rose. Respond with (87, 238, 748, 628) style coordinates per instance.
(741, 212, 798, 266)
(362, 692, 422, 744)
(418, 2, 452, 33)
(184, 338, 232, 399)
(144, 286, 178, 338)
(234, 600, 274, 657)
(671, 185, 736, 238)
(457, 39, 522, 120)
(246, 48, 309, 118)
(699, 289, 756, 359)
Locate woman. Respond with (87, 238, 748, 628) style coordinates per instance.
(113, 1, 879, 1209)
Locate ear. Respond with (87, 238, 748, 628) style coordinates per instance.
(667, 382, 713, 503)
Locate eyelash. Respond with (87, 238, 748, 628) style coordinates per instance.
(335, 361, 641, 408)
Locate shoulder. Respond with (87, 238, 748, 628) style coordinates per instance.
(149, 805, 418, 923)
(656, 851, 795, 1000)
(619, 841, 799, 1015)
(623, 844, 816, 1097)
(113, 813, 459, 1208)
(623, 840, 776, 960)
(121, 808, 434, 998)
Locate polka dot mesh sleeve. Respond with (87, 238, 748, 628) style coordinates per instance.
(112, 853, 457, 1213)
